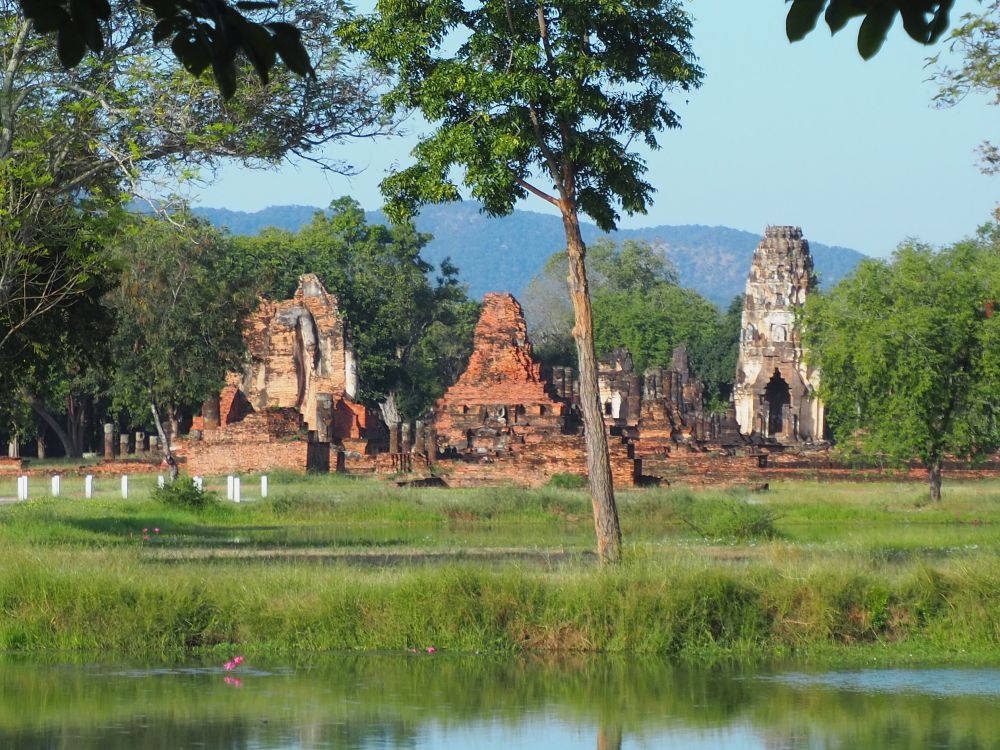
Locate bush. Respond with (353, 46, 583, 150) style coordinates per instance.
(153, 477, 217, 510)
(547, 473, 588, 490)
(681, 496, 780, 542)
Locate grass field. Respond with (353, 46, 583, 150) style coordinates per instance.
(1, 471, 999, 662)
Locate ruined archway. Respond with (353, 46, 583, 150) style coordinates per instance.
(764, 369, 790, 436)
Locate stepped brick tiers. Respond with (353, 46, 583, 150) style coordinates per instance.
(433, 293, 640, 487)
(733, 226, 825, 444)
(181, 275, 380, 476)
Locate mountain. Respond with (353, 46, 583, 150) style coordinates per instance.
(194, 202, 868, 307)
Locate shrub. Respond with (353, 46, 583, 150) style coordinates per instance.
(153, 477, 218, 510)
(681, 496, 780, 542)
(547, 473, 588, 490)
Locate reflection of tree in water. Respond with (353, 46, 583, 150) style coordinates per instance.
(2, 658, 1000, 749)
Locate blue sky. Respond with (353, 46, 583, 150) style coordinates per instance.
(192, 0, 996, 258)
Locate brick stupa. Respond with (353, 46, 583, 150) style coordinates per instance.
(434, 293, 566, 453)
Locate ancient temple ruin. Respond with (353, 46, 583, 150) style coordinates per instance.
(433, 293, 639, 486)
(733, 226, 825, 443)
(435, 293, 569, 454)
(182, 275, 377, 474)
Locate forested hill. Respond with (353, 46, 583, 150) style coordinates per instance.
(195, 202, 868, 307)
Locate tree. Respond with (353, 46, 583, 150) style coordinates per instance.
(785, 0, 955, 58)
(801, 233, 1000, 501)
(341, 0, 702, 564)
(1, 0, 389, 358)
(107, 213, 259, 479)
(930, 1, 1000, 174)
(231, 198, 479, 418)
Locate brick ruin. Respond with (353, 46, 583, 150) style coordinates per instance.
(432, 293, 639, 487)
(733, 226, 825, 443)
(179, 274, 379, 475)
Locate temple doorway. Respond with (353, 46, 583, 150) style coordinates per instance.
(764, 369, 790, 436)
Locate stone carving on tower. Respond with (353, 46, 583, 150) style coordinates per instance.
(733, 226, 825, 443)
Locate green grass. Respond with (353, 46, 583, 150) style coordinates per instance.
(3, 473, 1000, 661)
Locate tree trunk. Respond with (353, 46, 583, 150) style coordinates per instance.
(596, 726, 623, 750)
(26, 395, 77, 457)
(66, 393, 88, 456)
(928, 456, 942, 502)
(150, 398, 179, 482)
(562, 210, 622, 564)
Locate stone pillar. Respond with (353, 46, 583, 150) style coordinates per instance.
(388, 423, 399, 454)
(414, 420, 425, 454)
(424, 423, 437, 462)
(7, 439, 18, 458)
(401, 422, 411, 453)
(104, 423, 115, 459)
(150, 435, 159, 454)
(120, 434, 130, 456)
(202, 396, 221, 430)
(135, 431, 145, 455)
(314, 394, 333, 443)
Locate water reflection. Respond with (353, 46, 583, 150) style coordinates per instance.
(0, 655, 997, 749)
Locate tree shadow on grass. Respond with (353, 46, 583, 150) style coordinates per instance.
(61, 516, 415, 550)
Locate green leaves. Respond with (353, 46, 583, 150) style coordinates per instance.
(784, 0, 955, 58)
(801, 234, 1000, 496)
(17, 0, 316, 97)
(341, 0, 702, 230)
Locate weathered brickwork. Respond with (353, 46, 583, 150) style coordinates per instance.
(179, 275, 379, 475)
(435, 293, 568, 454)
(431, 293, 640, 486)
(733, 226, 825, 443)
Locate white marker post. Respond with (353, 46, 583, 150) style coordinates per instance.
(233, 476, 241, 503)
(157, 475, 165, 489)
(121, 475, 129, 499)
(260, 475, 268, 498)
(193, 476, 203, 491)
(84, 475, 94, 499)
(51, 475, 61, 497)
(226, 475, 234, 500)
(17, 475, 27, 501)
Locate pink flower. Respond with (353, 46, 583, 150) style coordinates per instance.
(224, 655, 245, 671)
(426, 647, 436, 654)
(143, 528, 148, 533)
(154, 528, 160, 534)
(224, 676, 243, 688)
(143, 535, 150, 542)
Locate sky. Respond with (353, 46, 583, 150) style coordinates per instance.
(192, 1, 997, 258)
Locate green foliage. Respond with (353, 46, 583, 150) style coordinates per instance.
(18, 0, 316, 97)
(339, 0, 702, 230)
(786, 0, 954, 59)
(152, 476, 217, 510)
(232, 197, 478, 417)
(106, 211, 259, 428)
(931, 1, 1000, 174)
(547, 473, 588, 490)
(802, 232, 1000, 499)
(673, 494, 781, 543)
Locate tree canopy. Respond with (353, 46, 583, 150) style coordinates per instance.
(801, 231, 1000, 500)
(341, 0, 704, 563)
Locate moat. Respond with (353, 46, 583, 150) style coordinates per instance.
(3, 655, 999, 749)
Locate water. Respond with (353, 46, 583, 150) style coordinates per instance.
(2, 656, 999, 749)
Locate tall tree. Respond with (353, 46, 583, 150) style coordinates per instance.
(801, 233, 1000, 501)
(341, 0, 702, 563)
(107, 213, 258, 478)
